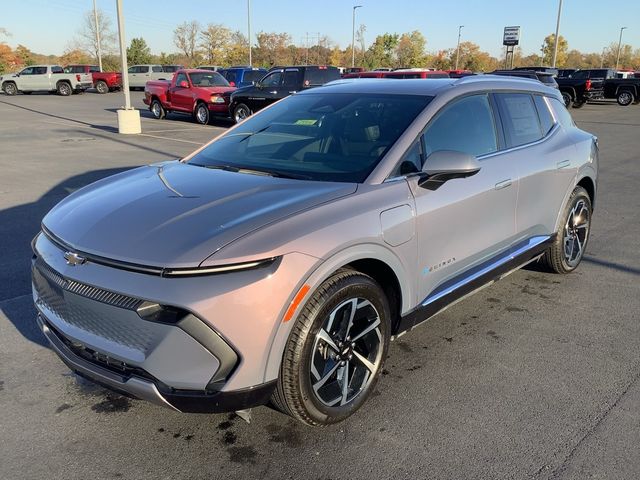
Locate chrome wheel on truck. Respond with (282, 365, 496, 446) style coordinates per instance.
(194, 103, 209, 125)
(150, 99, 165, 119)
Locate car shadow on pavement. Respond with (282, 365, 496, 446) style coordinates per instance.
(0, 99, 118, 133)
(0, 167, 134, 348)
(105, 106, 234, 128)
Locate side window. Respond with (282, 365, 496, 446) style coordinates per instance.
(423, 94, 498, 158)
(50, 66, 63, 74)
(175, 73, 188, 86)
(262, 71, 282, 87)
(283, 70, 300, 87)
(34, 66, 48, 75)
(391, 140, 423, 177)
(548, 98, 575, 128)
(128, 66, 136, 73)
(152, 66, 163, 73)
(225, 71, 237, 84)
(20, 67, 34, 75)
(495, 93, 542, 148)
(89, 66, 100, 73)
(533, 95, 555, 136)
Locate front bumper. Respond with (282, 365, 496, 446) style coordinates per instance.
(37, 314, 275, 412)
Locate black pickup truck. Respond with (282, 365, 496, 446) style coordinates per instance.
(229, 65, 340, 123)
(602, 78, 640, 106)
(556, 68, 616, 108)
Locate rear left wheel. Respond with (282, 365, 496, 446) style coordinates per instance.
(150, 99, 166, 119)
(272, 269, 390, 426)
(56, 82, 71, 96)
(540, 186, 592, 274)
(95, 80, 109, 94)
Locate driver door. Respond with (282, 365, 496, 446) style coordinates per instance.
(409, 94, 518, 304)
(247, 70, 283, 112)
(168, 72, 193, 112)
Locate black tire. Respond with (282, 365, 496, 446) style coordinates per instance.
(150, 99, 166, 119)
(233, 103, 252, 123)
(616, 90, 634, 106)
(572, 100, 586, 109)
(3, 82, 17, 96)
(272, 269, 390, 426)
(539, 186, 592, 274)
(56, 81, 72, 96)
(561, 91, 573, 108)
(193, 102, 210, 125)
(95, 80, 109, 94)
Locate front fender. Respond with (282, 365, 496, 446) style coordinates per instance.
(262, 243, 414, 384)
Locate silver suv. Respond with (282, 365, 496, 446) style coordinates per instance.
(32, 77, 598, 425)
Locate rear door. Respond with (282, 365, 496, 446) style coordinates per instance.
(30, 66, 52, 91)
(128, 66, 144, 87)
(495, 93, 576, 241)
(409, 93, 518, 304)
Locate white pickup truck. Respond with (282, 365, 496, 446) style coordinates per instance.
(0, 65, 93, 96)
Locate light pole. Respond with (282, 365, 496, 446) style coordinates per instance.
(115, 0, 140, 134)
(351, 5, 362, 68)
(551, 0, 563, 67)
(455, 25, 464, 70)
(93, 0, 102, 71)
(540, 43, 545, 67)
(247, 0, 252, 66)
(615, 27, 627, 70)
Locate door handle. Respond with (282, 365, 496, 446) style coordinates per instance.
(557, 159, 571, 169)
(494, 179, 512, 190)
(268, 90, 278, 94)
(288, 90, 297, 94)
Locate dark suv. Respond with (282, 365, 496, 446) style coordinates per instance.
(489, 70, 558, 89)
(229, 65, 341, 123)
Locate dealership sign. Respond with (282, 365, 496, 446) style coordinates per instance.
(503, 26, 521, 46)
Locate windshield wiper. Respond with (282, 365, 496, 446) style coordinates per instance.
(195, 164, 312, 180)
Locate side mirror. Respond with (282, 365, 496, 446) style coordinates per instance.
(419, 150, 481, 190)
(178, 80, 189, 88)
(255, 82, 263, 89)
(229, 81, 236, 87)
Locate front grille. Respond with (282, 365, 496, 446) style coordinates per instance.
(35, 259, 142, 310)
(32, 260, 157, 353)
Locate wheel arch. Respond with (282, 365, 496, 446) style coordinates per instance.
(262, 244, 413, 384)
(576, 175, 596, 210)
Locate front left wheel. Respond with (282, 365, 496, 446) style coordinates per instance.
(193, 102, 209, 125)
(272, 269, 390, 426)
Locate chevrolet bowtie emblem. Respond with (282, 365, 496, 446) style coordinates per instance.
(64, 251, 86, 266)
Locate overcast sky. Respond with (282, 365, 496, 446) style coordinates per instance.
(2, 0, 638, 58)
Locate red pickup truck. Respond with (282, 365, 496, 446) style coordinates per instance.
(64, 64, 122, 94)
(143, 69, 236, 124)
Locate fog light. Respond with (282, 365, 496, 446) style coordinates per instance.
(136, 302, 189, 324)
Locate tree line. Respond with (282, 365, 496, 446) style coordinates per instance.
(2, 10, 640, 74)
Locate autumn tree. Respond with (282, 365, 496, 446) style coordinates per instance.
(225, 31, 249, 66)
(127, 38, 152, 65)
(396, 30, 427, 68)
(15, 45, 35, 66)
(59, 48, 93, 65)
(174, 20, 201, 64)
(254, 31, 291, 67)
(200, 24, 231, 65)
(542, 34, 568, 66)
(76, 8, 116, 62)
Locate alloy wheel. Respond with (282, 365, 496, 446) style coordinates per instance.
(310, 297, 383, 407)
(563, 198, 590, 267)
(196, 105, 208, 124)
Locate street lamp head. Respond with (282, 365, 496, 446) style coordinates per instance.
(354, 5, 363, 10)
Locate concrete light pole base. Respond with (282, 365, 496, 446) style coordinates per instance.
(117, 109, 141, 134)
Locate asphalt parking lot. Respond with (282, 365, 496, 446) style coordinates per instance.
(1, 91, 639, 480)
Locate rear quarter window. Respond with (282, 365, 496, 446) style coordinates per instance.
(152, 66, 163, 73)
(495, 93, 543, 148)
(548, 97, 575, 128)
(533, 95, 555, 136)
(303, 68, 340, 86)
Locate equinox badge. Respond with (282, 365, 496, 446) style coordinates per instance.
(64, 251, 86, 266)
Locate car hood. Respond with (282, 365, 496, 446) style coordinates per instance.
(42, 161, 356, 268)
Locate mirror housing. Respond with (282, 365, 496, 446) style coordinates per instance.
(178, 80, 189, 88)
(419, 150, 481, 190)
(229, 81, 236, 87)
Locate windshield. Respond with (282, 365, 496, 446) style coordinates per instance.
(188, 93, 432, 183)
(189, 72, 229, 87)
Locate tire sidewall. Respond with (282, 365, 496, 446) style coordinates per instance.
(57, 82, 71, 96)
(96, 81, 108, 94)
(151, 99, 163, 119)
(293, 275, 390, 425)
(234, 103, 250, 123)
(3, 82, 17, 95)
(617, 91, 633, 106)
(194, 103, 209, 125)
(561, 92, 572, 108)
(557, 188, 592, 272)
